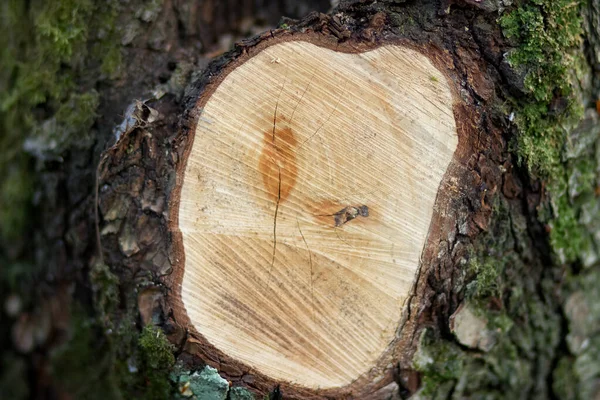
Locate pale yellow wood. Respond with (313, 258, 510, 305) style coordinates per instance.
(178, 41, 457, 389)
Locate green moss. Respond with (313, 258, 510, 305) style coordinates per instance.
(89, 261, 119, 327)
(138, 325, 175, 370)
(499, 0, 587, 262)
(552, 356, 578, 400)
(131, 325, 175, 399)
(101, 44, 123, 77)
(56, 92, 99, 132)
(0, 0, 121, 245)
(0, 6, 124, 393)
(0, 162, 33, 241)
(414, 330, 465, 396)
(104, 323, 177, 400)
(49, 308, 122, 400)
(1, 0, 97, 114)
(416, 312, 555, 399)
(500, 1, 580, 104)
(465, 198, 515, 299)
(547, 189, 586, 262)
(26, 91, 100, 160)
(89, 264, 177, 399)
(466, 257, 501, 298)
(458, 338, 532, 399)
(415, 189, 567, 398)
(51, 267, 175, 400)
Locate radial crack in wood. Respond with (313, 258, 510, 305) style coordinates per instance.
(175, 40, 458, 390)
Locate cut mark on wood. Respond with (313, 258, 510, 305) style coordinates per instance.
(177, 41, 458, 389)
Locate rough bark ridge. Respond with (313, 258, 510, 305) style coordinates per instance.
(2, 0, 600, 399)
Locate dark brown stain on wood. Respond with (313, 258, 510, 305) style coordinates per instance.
(307, 199, 370, 228)
(258, 121, 298, 203)
(333, 205, 369, 227)
(307, 199, 345, 226)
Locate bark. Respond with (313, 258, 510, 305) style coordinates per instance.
(1, 0, 599, 399)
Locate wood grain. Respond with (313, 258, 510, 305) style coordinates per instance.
(177, 41, 458, 389)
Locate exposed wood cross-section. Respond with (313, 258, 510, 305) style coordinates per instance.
(174, 40, 458, 391)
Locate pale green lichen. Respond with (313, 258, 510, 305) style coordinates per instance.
(170, 364, 257, 400)
(182, 366, 229, 400)
(230, 386, 256, 400)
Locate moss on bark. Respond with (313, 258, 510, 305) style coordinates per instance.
(500, 0, 589, 262)
(412, 1, 600, 398)
(0, 0, 122, 397)
(0, 0, 121, 251)
(414, 195, 561, 399)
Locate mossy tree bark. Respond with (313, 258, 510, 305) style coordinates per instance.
(1, 0, 599, 399)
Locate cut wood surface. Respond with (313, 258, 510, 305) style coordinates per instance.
(177, 41, 458, 389)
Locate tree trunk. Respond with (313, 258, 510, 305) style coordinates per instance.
(1, 1, 599, 399)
